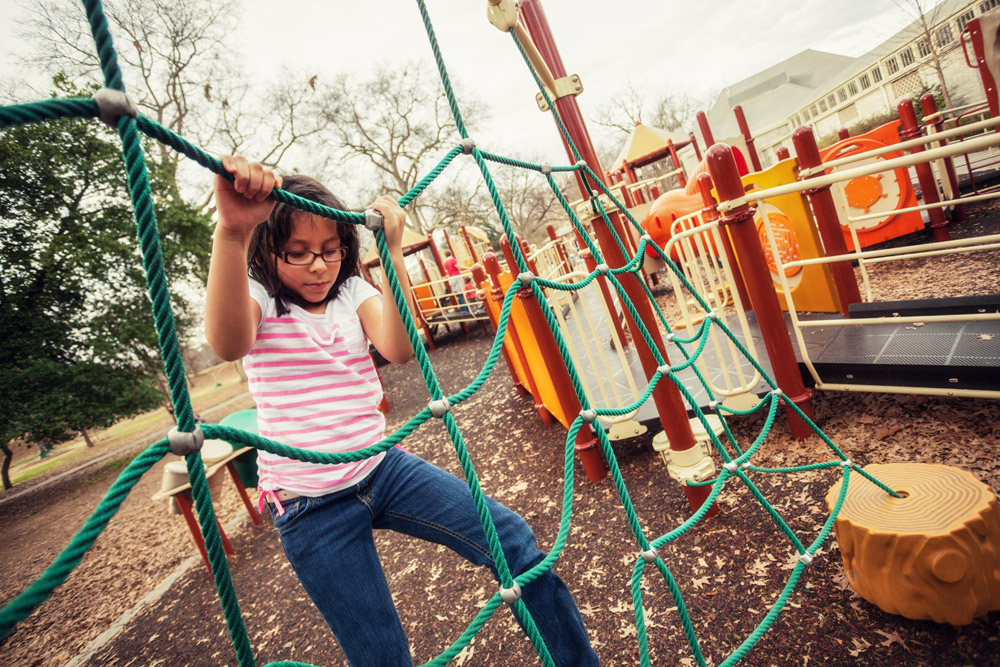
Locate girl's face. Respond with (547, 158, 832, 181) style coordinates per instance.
(275, 213, 343, 314)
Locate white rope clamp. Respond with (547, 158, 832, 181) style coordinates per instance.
(93, 88, 138, 128)
(708, 400, 718, 412)
(579, 409, 597, 424)
(641, 548, 659, 564)
(539, 163, 552, 175)
(656, 364, 670, 376)
(168, 425, 205, 456)
(841, 459, 853, 469)
(595, 263, 610, 276)
(771, 388, 783, 397)
(724, 461, 739, 474)
(428, 399, 450, 418)
(575, 159, 588, 170)
(460, 137, 476, 154)
(500, 581, 522, 604)
(798, 552, 814, 566)
(517, 271, 535, 287)
(364, 209, 385, 232)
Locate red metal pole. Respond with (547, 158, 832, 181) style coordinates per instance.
(521, 0, 712, 513)
(696, 110, 715, 148)
(706, 144, 814, 439)
(500, 237, 607, 481)
(775, 146, 791, 161)
(734, 105, 762, 172)
(920, 93, 965, 223)
(690, 132, 702, 161)
(792, 126, 862, 316)
(667, 139, 687, 187)
(696, 173, 751, 309)
(837, 128, 851, 141)
(898, 98, 949, 242)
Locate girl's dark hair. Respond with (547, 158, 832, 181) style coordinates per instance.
(247, 174, 361, 316)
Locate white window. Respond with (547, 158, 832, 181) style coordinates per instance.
(936, 24, 954, 47)
(958, 10, 975, 31)
(838, 87, 848, 102)
(886, 57, 899, 75)
(901, 48, 915, 67)
(918, 40, 932, 57)
(848, 81, 859, 95)
(860, 74, 871, 90)
(819, 99, 828, 112)
(828, 94, 837, 106)
(872, 67, 883, 83)
(981, 0, 1000, 13)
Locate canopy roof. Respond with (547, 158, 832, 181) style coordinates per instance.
(362, 227, 430, 267)
(610, 122, 692, 173)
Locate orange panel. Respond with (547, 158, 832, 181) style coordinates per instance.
(497, 273, 570, 429)
(819, 121, 924, 251)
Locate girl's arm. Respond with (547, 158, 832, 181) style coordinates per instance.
(205, 156, 281, 361)
(358, 195, 416, 364)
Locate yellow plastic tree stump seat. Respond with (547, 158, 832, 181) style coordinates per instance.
(825, 462, 1000, 626)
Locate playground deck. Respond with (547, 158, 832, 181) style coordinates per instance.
(565, 289, 1000, 431)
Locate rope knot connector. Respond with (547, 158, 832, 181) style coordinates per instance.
(500, 581, 522, 605)
(517, 271, 535, 287)
(708, 400, 719, 412)
(168, 425, 205, 456)
(724, 461, 739, 474)
(364, 209, 385, 232)
(92, 88, 138, 128)
(798, 552, 814, 566)
(575, 159, 588, 170)
(460, 137, 476, 154)
(641, 234, 653, 244)
(771, 388, 784, 398)
(656, 364, 670, 376)
(539, 163, 552, 175)
(428, 399, 450, 418)
(596, 263, 610, 276)
(579, 409, 597, 424)
(641, 548, 658, 564)
(842, 459, 853, 469)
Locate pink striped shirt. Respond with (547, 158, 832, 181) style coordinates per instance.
(247, 277, 385, 496)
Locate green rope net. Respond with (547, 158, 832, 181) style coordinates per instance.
(0, 1, 900, 665)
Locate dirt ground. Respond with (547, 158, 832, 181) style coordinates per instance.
(2, 206, 1000, 667)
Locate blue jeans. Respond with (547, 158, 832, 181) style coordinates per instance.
(269, 447, 598, 667)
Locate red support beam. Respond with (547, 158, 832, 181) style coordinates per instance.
(792, 126, 862, 317)
(706, 144, 814, 439)
(898, 98, 949, 242)
(520, 0, 713, 513)
(696, 110, 715, 148)
(920, 93, 965, 223)
(734, 105, 762, 172)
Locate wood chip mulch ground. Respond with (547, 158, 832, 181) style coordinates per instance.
(2, 206, 1000, 667)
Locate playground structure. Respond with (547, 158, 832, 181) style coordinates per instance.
(2, 1, 1000, 667)
(362, 224, 494, 349)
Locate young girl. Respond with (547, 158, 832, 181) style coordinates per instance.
(206, 156, 599, 667)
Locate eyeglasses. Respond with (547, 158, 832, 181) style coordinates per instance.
(280, 247, 348, 265)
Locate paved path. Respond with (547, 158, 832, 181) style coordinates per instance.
(0, 392, 252, 508)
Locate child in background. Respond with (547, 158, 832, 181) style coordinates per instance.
(205, 156, 598, 667)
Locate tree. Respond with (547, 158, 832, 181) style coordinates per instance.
(326, 63, 487, 235)
(18, 0, 339, 204)
(0, 113, 212, 489)
(894, 0, 956, 110)
(594, 82, 702, 137)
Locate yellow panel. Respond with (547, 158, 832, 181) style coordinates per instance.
(740, 160, 841, 313)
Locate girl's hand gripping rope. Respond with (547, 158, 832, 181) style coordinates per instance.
(215, 155, 282, 239)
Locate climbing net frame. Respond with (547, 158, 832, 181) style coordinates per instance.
(0, 1, 902, 665)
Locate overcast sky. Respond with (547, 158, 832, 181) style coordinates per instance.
(1, 0, 944, 164)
